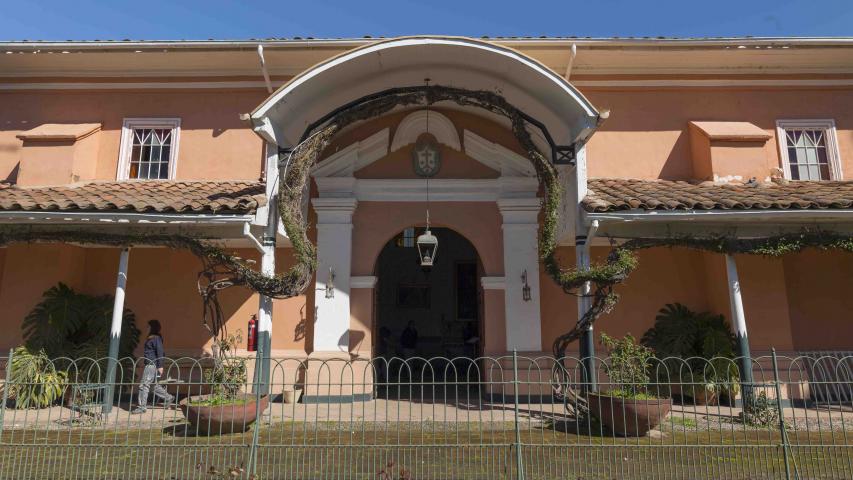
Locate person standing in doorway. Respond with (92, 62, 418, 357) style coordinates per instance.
(400, 320, 419, 381)
(400, 320, 419, 359)
(132, 319, 174, 414)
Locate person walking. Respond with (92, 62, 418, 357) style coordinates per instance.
(132, 319, 174, 414)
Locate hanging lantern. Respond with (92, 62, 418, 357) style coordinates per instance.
(416, 228, 438, 268)
(415, 78, 439, 269)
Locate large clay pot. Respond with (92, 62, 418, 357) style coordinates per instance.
(588, 393, 672, 437)
(667, 384, 718, 406)
(180, 394, 269, 435)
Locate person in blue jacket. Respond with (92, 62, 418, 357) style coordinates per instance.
(131, 319, 174, 414)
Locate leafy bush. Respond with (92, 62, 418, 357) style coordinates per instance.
(22, 283, 141, 362)
(202, 330, 246, 403)
(4, 346, 68, 409)
(740, 391, 779, 427)
(641, 303, 739, 392)
(600, 333, 655, 399)
(204, 359, 247, 400)
(642, 303, 736, 359)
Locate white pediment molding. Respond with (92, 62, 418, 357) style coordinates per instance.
(311, 128, 389, 178)
(463, 129, 536, 177)
(390, 110, 461, 152)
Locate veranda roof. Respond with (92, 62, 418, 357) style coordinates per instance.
(583, 178, 853, 213)
(0, 180, 266, 214)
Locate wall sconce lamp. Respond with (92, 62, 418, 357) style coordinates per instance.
(521, 269, 532, 302)
(325, 267, 335, 299)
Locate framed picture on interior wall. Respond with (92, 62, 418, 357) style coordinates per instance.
(396, 283, 431, 308)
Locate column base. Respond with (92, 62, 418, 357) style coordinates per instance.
(482, 352, 559, 404)
(301, 351, 374, 403)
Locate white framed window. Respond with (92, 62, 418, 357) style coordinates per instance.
(776, 119, 842, 181)
(117, 118, 181, 180)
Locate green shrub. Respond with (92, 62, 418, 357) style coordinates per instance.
(5, 346, 68, 409)
(202, 330, 246, 403)
(22, 283, 140, 361)
(204, 359, 247, 400)
(642, 303, 739, 392)
(600, 333, 655, 399)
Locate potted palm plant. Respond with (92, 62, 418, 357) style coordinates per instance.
(587, 333, 672, 437)
(641, 303, 739, 405)
(179, 331, 268, 435)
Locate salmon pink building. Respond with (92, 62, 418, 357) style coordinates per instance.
(1, 36, 852, 387)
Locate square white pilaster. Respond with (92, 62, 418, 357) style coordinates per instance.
(312, 197, 357, 352)
(497, 197, 543, 352)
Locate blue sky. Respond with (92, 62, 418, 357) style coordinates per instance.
(2, 0, 852, 41)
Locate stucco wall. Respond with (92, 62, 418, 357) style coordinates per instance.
(0, 245, 308, 356)
(0, 89, 267, 183)
(0, 82, 851, 358)
(583, 88, 853, 181)
(784, 251, 853, 351)
(538, 246, 814, 355)
(3, 86, 853, 184)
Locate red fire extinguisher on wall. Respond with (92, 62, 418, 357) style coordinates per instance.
(247, 314, 258, 352)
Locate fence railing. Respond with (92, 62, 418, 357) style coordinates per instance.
(1, 351, 852, 479)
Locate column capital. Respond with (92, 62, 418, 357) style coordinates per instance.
(312, 197, 358, 224)
(497, 197, 541, 224)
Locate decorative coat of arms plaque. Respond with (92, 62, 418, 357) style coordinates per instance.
(412, 138, 441, 177)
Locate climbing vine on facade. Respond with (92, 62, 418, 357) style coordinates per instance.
(2, 86, 852, 365)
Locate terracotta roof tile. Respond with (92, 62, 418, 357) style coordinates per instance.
(583, 178, 853, 212)
(0, 181, 266, 214)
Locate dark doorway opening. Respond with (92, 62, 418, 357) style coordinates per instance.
(373, 227, 483, 392)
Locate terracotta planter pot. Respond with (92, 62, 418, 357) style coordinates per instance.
(588, 393, 673, 437)
(282, 389, 302, 404)
(667, 384, 718, 406)
(180, 394, 269, 435)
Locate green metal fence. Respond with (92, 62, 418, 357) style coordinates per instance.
(1, 350, 852, 479)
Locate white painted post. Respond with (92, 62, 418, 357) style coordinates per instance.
(311, 198, 357, 352)
(571, 147, 597, 391)
(103, 247, 130, 413)
(725, 253, 754, 406)
(574, 242, 597, 392)
(254, 142, 280, 394)
(497, 198, 542, 353)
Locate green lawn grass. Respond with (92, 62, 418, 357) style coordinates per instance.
(1, 423, 851, 479)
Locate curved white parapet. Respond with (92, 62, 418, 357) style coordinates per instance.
(251, 36, 600, 150)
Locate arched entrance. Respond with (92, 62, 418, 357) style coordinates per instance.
(373, 227, 483, 366)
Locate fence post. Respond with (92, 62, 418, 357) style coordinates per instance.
(512, 349, 525, 480)
(771, 348, 792, 480)
(246, 349, 265, 478)
(0, 348, 13, 439)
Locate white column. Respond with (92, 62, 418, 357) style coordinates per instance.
(258, 145, 279, 343)
(104, 247, 130, 413)
(497, 198, 542, 352)
(575, 246, 591, 325)
(109, 248, 131, 350)
(726, 254, 752, 355)
(725, 253, 755, 403)
(254, 142, 279, 394)
(312, 197, 357, 352)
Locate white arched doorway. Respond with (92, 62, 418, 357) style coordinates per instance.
(249, 36, 603, 364)
(309, 108, 543, 359)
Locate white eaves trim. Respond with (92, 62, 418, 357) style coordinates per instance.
(6, 78, 853, 92)
(585, 208, 853, 223)
(0, 211, 256, 225)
